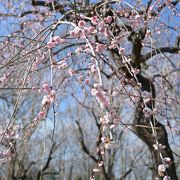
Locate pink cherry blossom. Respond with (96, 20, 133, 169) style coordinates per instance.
(135, 14, 141, 20)
(95, 43, 106, 52)
(38, 111, 45, 118)
(87, 26, 96, 34)
(158, 164, 166, 176)
(101, 99, 110, 108)
(47, 40, 55, 49)
(119, 47, 125, 54)
(124, 12, 129, 17)
(91, 16, 98, 25)
(163, 176, 171, 180)
(68, 69, 75, 76)
(90, 64, 97, 73)
(61, 62, 68, 69)
(42, 95, 51, 106)
(131, 68, 140, 74)
(78, 20, 86, 28)
(101, 137, 107, 143)
(70, 27, 81, 37)
(75, 47, 82, 54)
(163, 157, 171, 165)
(90, 176, 95, 180)
(109, 43, 117, 49)
(104, 16, 112, 23)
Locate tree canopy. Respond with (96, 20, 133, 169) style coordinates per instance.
(0, 0, 179, 179)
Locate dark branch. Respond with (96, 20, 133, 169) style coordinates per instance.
(36, 142, 57, 180)
(31, 0, 66, 14)
(75, 120, 98, 163)
(20, 10, 45, 17)
(145, 0, 153, 20)
(175, 35, 180, 47)
(119, 169, 132, 180)
(142, 47, 180, 63)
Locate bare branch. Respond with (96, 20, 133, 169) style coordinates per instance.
(75, 120, 98, 163)
(119, 169, 132, 180)
(142, 47, 180, 63)
(32, 0, 66, 14)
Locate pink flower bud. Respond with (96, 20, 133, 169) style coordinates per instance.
(95, 43, 105, 52)
(85, 79, 90, 84)
(101, 137, 107, 143)
(119, 48, 125, 54)
(68, 69, 75, 76)
(109, 44, 117, 49)
(135, 14, 141, 20)
(53, 36, 61, 45)
(98, 161, 103, 167)
(124, 12, 129, 17)
(42, 83, 50, 93)
(163, 157, 171, 165)
(50, 90, 56, 96)
(38, 111, 45, 118)
(75, 47, 82, 54)
(42, 95, 51, 106)
(93, 168, 100, 172)
(47, 41, 55, 49)
(91, 16, 98, 25)
(70, 30, 76, 37)
(91, 88, 98, 96)
(102, 99, 110, 108)
(32, 86, 36, 91)
(60, 38, 65, 43)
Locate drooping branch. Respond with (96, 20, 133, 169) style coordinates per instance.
(75, 120, 110, 180)
(142, 47, 180, 63)
(133, 96, 178, 179)
(36, 142, 56, 180)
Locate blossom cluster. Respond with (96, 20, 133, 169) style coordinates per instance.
(0, 126, 19, 140)
(33, 83, 56, 123)
(158, 157, 172, 177)
(91, 83, 110, 108)
(47, 36, 65, 49)
(0, 125, 19, 160)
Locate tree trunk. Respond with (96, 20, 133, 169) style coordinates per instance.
(133, 74, 178, 180)
(112, 27, 179, 179)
